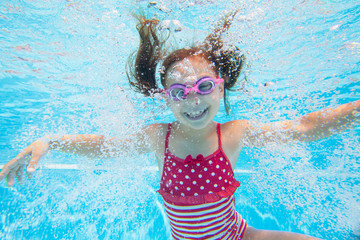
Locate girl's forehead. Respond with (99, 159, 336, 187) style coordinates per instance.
(165, 56, 216, 83)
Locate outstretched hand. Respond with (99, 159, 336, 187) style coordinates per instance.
(0, 139, 49, 187)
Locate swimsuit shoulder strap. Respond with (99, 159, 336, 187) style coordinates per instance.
(216, 123, 223, 151)
(164, 123, 172, 154)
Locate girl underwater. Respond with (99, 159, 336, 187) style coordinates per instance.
(1, 12, 359, 240)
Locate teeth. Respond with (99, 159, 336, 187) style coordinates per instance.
(185, 109, 207, 118)
(188, 110, 203, 117)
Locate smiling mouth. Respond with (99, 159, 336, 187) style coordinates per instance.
(184, 108, 208, 120)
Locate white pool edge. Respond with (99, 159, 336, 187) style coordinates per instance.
(0, 164, 256, 174)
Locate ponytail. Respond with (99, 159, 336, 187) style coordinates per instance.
(202, 10, 246, 113)
(126, 16, 166, 96)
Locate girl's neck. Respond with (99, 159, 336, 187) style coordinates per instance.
(172, 121, 217, 142)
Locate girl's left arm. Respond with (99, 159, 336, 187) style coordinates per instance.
(242, 100, 360, 147)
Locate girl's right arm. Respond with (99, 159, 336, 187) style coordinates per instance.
(0, 124, 158, 187)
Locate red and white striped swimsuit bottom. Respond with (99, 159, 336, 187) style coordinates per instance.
(163, 195, 247, 240)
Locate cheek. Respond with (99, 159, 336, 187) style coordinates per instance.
(205, 89, 223, 102)
(215, 90, 224, 103)
(166, 99, 182, 111)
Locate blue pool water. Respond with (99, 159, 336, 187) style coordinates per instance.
(1, 0, 359, 239)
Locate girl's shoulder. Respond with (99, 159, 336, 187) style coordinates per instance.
(143, 123, 168, 138)
(142, 123, 169, 150)
(220, 120, 250, 142)
(221, 119, 250, 132)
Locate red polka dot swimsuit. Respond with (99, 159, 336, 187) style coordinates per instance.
(157, 123, 247, 240)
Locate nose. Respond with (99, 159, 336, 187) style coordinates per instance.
(186, 92, 200, 105)
(194, 97, 200, 105)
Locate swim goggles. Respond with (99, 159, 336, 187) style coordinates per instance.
(164, 76, 224, 101)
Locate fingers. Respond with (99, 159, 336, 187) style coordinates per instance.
(27, 154, 41, 173)
(1, 140, 48, 186)
(16, 164, 25, 185)
(0, 157, 19, 182)
(23, 157, 37, 180)
(6, 170, 16, 187)
(26, 170, 33, 180)
(0, 150, 30, 186)
(0, 157, 24, 186)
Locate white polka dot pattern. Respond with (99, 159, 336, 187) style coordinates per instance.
(158, 122, 240, 202)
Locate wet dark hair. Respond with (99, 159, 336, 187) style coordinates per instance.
(126, 12, 245, 114)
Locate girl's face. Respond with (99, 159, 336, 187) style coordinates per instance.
(164, 55, 224, 130)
